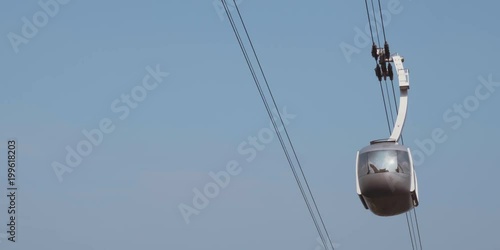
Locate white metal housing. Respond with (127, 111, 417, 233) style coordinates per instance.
(388, 54, 410, 142)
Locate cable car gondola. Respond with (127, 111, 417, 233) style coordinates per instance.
(355, 53, 419, 216)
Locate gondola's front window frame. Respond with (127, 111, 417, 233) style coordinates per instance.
(358, 150, 411, 176)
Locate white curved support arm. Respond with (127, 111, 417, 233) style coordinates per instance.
(388, 54, 409, 142)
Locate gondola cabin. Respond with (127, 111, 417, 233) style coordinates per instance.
(356, 141, 419, 216)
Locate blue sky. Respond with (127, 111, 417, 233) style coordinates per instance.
(0, 0, 499, 249)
